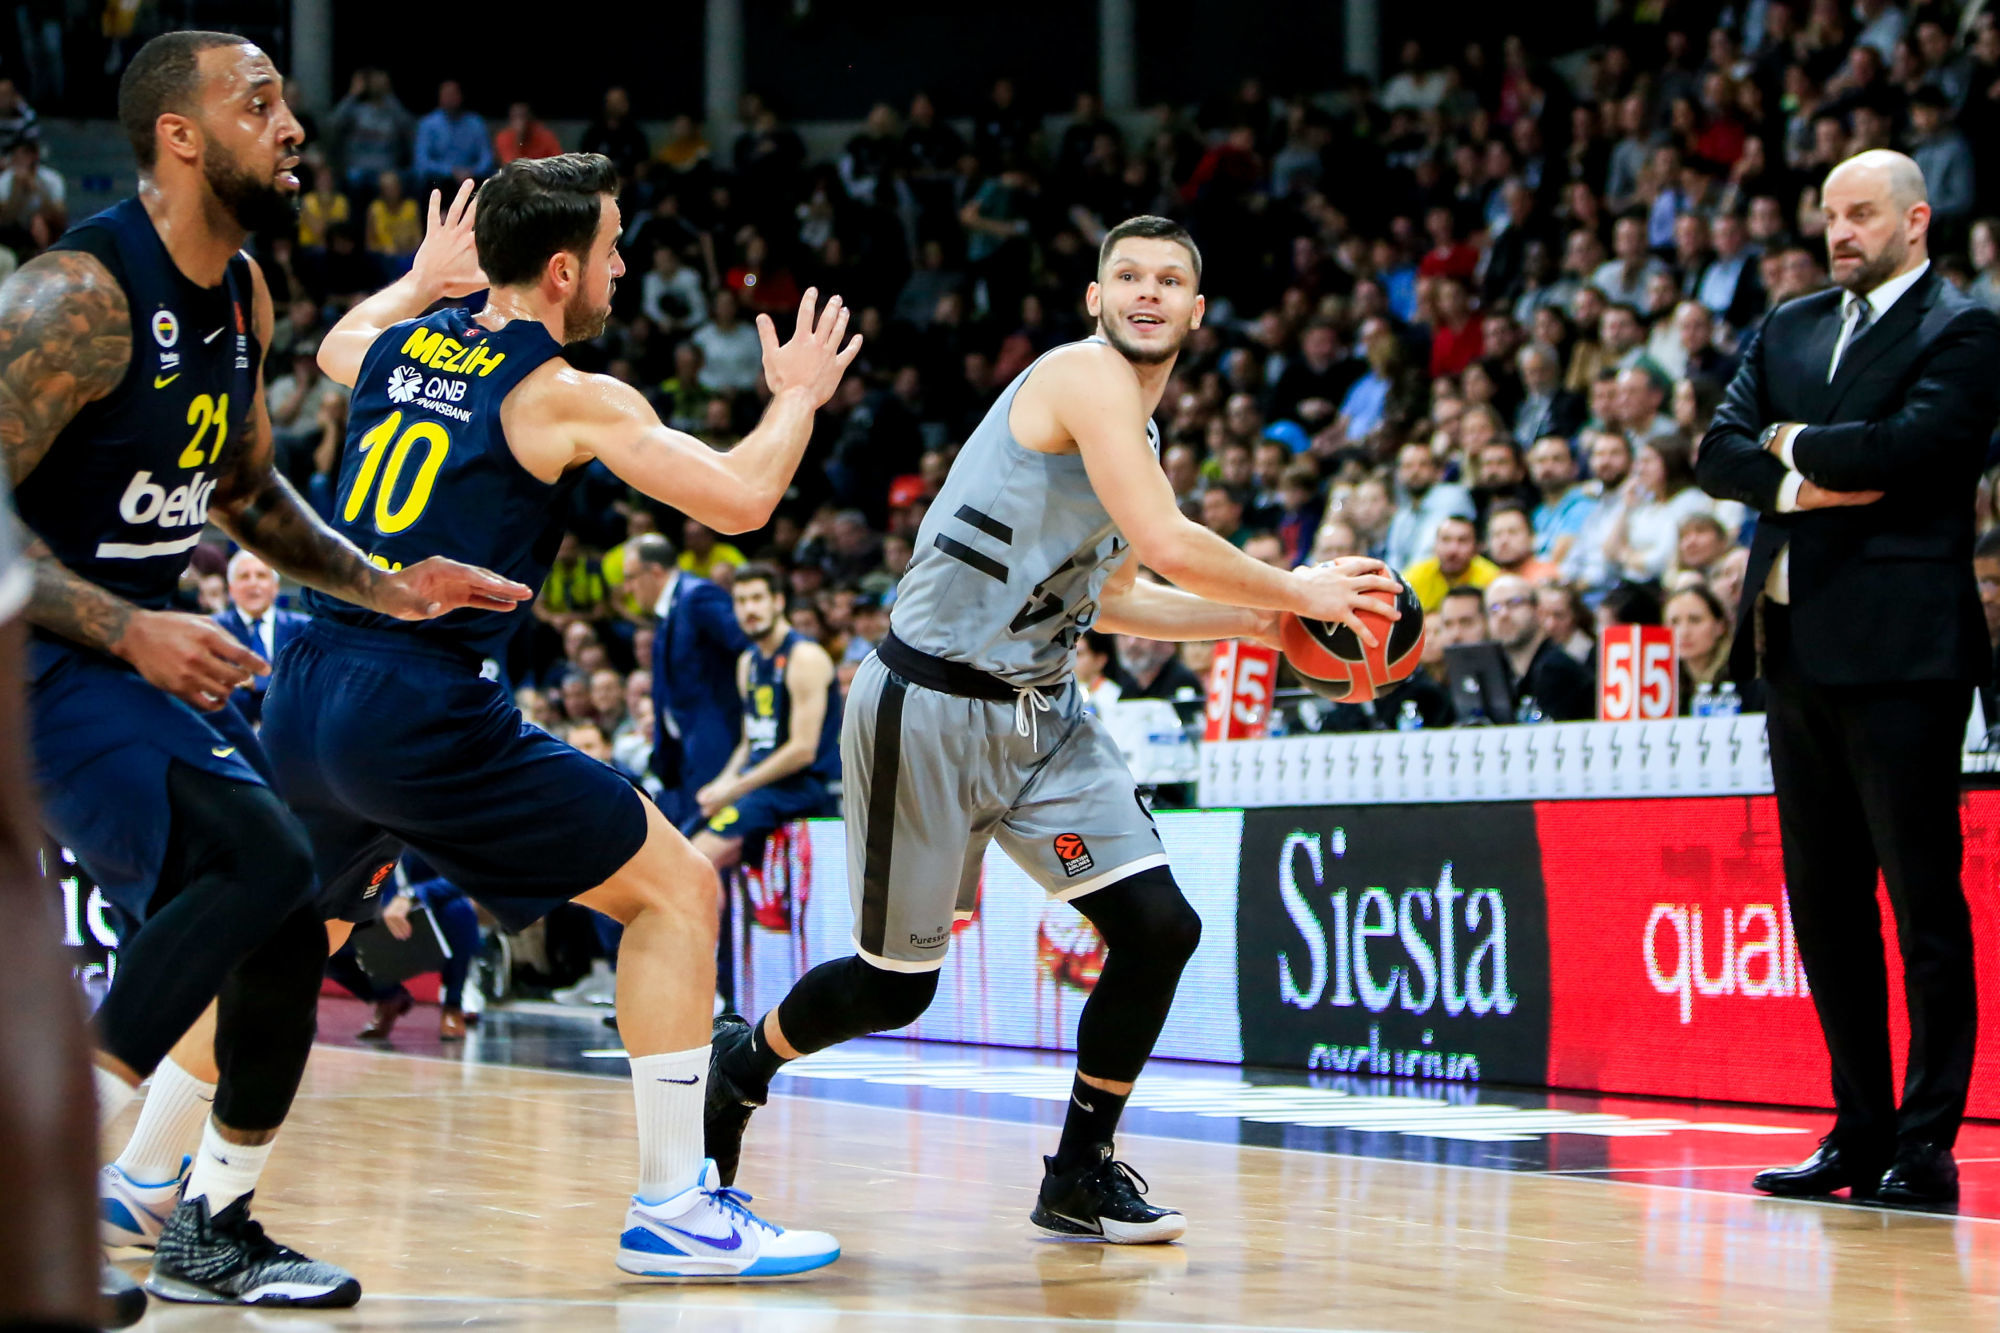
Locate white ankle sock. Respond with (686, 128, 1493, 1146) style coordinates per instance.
(184, 1118, 274, 1214)
(94, 1064, 138, 1126)
(115, 1057, 214, 1185)
(630, 1046, 708, 1203)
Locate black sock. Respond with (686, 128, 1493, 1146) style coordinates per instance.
(733, 1013, 789, 1089)
(1054, 1074, 1129, 1172)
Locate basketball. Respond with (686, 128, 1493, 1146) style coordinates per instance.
(1280, 566, 1426, 704)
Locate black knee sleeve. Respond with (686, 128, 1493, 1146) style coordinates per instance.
(775, 954, 940, 1055)
(93, 765, 317, 1115)
(1070, 866, 1202, 1083)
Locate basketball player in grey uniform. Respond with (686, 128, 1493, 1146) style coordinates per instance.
(708, 216, 1396, 1243)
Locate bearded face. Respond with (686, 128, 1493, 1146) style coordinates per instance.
(203, 135, 299, 235)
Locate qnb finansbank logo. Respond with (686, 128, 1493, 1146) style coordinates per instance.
(1275, 830, 1518, 1021)
(1643, 890, 1810, 1024)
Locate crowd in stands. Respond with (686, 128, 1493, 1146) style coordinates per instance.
(13, 1, 2000, 759)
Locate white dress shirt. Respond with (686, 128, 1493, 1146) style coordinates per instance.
(1764, 260, 1930, 603)
(239, 606, 276, 662)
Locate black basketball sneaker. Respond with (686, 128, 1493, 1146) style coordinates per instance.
(1030, 1146, 1186, 1244)
(101, 1261, 147, 1328)
(145, 1193, 359, 1306)
(705, 1013, 768, 1187)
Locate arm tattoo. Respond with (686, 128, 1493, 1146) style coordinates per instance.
(0, 251, 144, 652)
(0, 250, 131, 485)
(22, 537, 137, 656)
(211, 463, 380, 606)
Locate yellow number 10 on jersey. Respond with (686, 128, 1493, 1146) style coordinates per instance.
(343, 410, 451, 535)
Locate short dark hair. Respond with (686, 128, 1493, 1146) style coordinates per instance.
(1098, 215, 1203, 285)
(1442, 585, 1486, 610)
(732, 562, 785, 599)
(118, 30, 246, 170)
(475, 153, 621, 288)
(1487, 500, 1532, 526)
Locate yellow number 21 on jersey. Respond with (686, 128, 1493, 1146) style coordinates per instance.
(343, 410, 452, 535)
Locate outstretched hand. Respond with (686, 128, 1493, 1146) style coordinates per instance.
(411, 179, 489, 301)
(1290, 557, 1403, 649)
(758, 287, 864, 408)
(373, 555, 534, 620)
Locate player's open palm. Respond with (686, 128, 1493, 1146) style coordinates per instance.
(411, 179, 488, 300)
(759, 287, 863, 408)
(375, 555, 534, 620)
(1292, 557, 1402, 649)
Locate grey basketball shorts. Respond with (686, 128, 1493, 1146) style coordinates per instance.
(841, 653, 1169, 972)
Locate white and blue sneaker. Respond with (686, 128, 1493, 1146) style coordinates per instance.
(100, 1156, 190, 1249)
(617, 1160, 839, 1278)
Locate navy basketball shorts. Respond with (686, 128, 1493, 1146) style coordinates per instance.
(27, 634, 269, 925)
(696, 774, 836, 848)
(262, 622, 649, 931)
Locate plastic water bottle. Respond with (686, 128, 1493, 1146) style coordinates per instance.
(1692, 683, 1715, 717)
(1712, 682, 1741, 717)
(1266, 706, 1290, 739)
(1514, 694, 1545, 725)
(1397, 698, 1424, 731)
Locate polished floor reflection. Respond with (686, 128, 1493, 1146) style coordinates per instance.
(103, 1000, 2000, 1330)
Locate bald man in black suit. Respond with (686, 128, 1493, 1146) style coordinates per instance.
(1698, 150, 2000, 1209)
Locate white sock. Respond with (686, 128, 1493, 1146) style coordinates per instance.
(184, 1118, 274, 1214)
(630, 1046, 709, 1203)
(94, 1064, 138, 1126)
(115, 1057, 214, 1185)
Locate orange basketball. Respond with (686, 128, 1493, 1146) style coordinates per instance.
(1280, 567, 1427, 704)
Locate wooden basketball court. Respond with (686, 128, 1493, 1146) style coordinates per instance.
(101, 998, 2000, 1330)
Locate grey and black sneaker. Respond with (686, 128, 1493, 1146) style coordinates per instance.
(1030, 1147, 1186, 1244)
(145, 1192, 360, 1307)
(101, 1260, 147, 1329)
(705, 1012, 767, 1187)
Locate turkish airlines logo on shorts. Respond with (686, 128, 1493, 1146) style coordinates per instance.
(1054, 833, 1093, 878)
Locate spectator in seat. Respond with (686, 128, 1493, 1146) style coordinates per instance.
(364, 170, 421, 276)
(1592, 215, 1670, 309)
(1486, 502, 1560, 583)
(1385, 440, 1476, 571)
(1513, 342, 1584, 446)
(1527, 436, 1591, 565)
(213, 551, 310, 726)
(580, 86, 650, 177)
(297, 163, 351, 252)
(1909, 85, 1977, 248)
(1427, 277, 1485, 378)
(680, 519, 747, 584)
(0, 77, 39, 147)
(1201, 486, 1253, 548)
(1406, 514, 1500, 612)
(493, 101, 562, 165)
(1613, 364, 1679, 447)
(1693, 211, 1766, 332)
(623, 534, 750, 827)
(326, 67, 413, 192)
(692, 290, 764, 394)
(1075, 630, 1129, 712)
(1469, 437, 1541, 530)
(1669, 511, 1733, 587)
(1485, 573, 1596, 721)
(1116, 633, 1206, 714)
(1537, 583, 1595, 663)
(1602, 433, 1713, 584)
(641, 244, 708, 334)
(1665, 583, 1736, 709)
(1562, 428, 1635, 595)
(411, 79, 492, 194)
(0, 136, 65, 256)
(1270, 321, 1361, 424)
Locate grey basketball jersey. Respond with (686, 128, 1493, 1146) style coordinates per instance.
(891, 341, 1155, 687)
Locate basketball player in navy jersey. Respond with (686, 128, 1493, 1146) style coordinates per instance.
(259, 154, 859, 1278)
(0, 32, 527, 1307)
(690, 563, 842, 873)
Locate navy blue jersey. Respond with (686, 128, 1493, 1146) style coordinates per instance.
(304, 308, 566, 659)
(743, 630, 841, 784)
(16, 199, 260, 610)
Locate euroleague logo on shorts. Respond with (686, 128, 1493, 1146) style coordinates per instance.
(1054, 833, 1094, 878)
(361, 861, 396, 899)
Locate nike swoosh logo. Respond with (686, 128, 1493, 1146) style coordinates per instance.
(204, 327, 225, 343)
(1072, 1095, 1095, 1112)
(658, 1222, 742, 1251)
(657, 1075, 700, 1085)
(211, 746, 236, 758)
(154, 373, 180, 388)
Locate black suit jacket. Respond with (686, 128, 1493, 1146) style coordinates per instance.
(1696, 268, 2000, 686)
